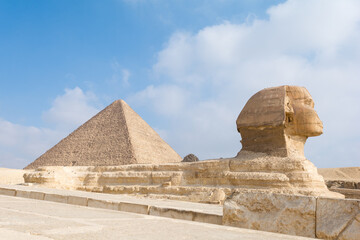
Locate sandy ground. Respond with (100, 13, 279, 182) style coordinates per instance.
(318, 167, 360, 181)
(0, 168, 30, 184)
(0, 194, 314, 240)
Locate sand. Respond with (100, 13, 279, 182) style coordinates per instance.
(318, 167, 360, 181)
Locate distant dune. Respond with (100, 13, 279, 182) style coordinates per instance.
(318, 167, 360, 181)
(0, 168, 30, 185)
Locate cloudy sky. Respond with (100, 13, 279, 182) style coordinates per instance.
(1, 0, 359, 169)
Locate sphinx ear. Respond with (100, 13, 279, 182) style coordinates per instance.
(285, 98, 294, 124)
(285, 111, 294, 124)
(284, 111, 296, 135)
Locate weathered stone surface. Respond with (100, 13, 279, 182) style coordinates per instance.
(119, 202, 149, 214)
(24, 155, 340, 203)
(88, 199, 119, 211)
(326, 180, 360, 189)
(0, 187, 16, 196)
(193, 212, 223, 225)
(318, 167, 360, 199)
(67, 196, 88, 206)
(339, 215, 360, 240)
(237, 86, 322, 158)
(15, 190, 31, 198)
(182, 154, 199, 162)
(223, 191, 316, 238)
(316, 197, 360, 239)
(25, 100, 181, 169)
(43, 193, 67, 203)
(149, 206, 194, 221)
(327, 188, 360, 200)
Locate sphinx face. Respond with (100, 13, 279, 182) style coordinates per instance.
(285, 87, 323, 137)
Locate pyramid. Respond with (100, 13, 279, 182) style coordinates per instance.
(25, 100, 182, 169)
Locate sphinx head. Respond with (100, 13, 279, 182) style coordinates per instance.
(236, 86, 323, 157)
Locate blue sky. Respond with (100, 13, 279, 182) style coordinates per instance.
(1, 0, 359, 169)
(0, 0, 282, 124)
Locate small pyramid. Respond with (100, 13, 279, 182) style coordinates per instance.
(25, 100, 182, 169)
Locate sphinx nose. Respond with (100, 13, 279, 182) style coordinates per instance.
(317, 116, 323, 127)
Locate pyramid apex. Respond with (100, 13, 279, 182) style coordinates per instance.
(112, 99, 123, 103)
(112, 99, 128, 106)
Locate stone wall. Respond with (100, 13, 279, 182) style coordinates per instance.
(318, 167, 360, 199)
(23, 154, 342, 204)
(325, 180, 360, 200)
(223, 191, 360, 239)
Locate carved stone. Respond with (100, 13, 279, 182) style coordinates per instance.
(237, 85, 323, 157)
(182, 154, 199, 162)
(223, 191, 316, 238)
(316, 197, 360, 239)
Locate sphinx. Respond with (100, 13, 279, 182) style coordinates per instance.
(237, 85, 323, 157)
(229, 85, 342, 198)
(24, 86, 342, 203)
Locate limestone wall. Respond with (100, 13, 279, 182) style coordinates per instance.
(24, 154, 342, 204)
(319, 167, 360, 200)
(223, 191, 360, 239)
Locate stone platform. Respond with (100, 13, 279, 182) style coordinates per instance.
(0, 184, 222, 225)
(23, 154, 341, 205)
(0, 187, 313, 240)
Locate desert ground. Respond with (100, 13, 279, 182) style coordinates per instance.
(0, 168, 30, 184)
(318, 167, 360, 181)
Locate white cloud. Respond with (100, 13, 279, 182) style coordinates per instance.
(121, 69, 131, 87)
(129, 85, 189, 117)
(131, 0, 360, 167)
(0, 87, 100, 169)
(109, 60, 131, 87)
(42, 87, 99, 132)
(0, 118, 62, 169)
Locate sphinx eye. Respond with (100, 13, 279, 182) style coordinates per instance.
(304, 99, 313, 107)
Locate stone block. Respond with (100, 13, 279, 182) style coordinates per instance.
(328, 188, 360, 200)
(29, 191, 45, 200)
(88, 198, 119, 211)
(67, 196, 88, 206)
(149, 206, 194, 221)
(316, 197, 360, 239)
(223, 191, 316, 238)
(193, 212, 222, 225)
(16, 190, 45, 200)
(119, 202, 149, 214)
(15, 190, 31, 198)
(0, 188, 16, 196)
(338, 214, 360, 240)
(44, 193, 68, 203)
